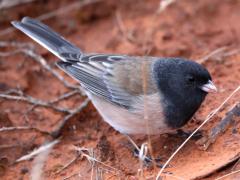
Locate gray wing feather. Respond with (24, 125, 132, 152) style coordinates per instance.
(11, 17, 82, 61)
(12, 17, 135, 109)
(57, 54, 133, 109)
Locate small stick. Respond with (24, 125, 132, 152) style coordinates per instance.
(62, 172, 83, 180)
(0, 41, 33, 49)
(0, 126, 50, 136)
(156, 86, 240, 179)
(197, 102, 240, 150)
(0, 93, 73, 113)
(31, 139, 56, 180)
(49, 89, 80, 104)
(0, 41, 89, 137)
(74, 146, 119, 172)
(22, 49, 79, 90)
(197, 46, 240, 64)
(55, 153, 80, 174)
(16, 139, 60, 162)
(51, 98, 90, 138)
(197, 46, 228, 64)
(0, 41, 81, 90)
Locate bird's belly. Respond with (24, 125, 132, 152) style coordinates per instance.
(88, 93, 171, 135)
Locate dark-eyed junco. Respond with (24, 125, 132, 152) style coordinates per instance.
(12, 17, 217, 135)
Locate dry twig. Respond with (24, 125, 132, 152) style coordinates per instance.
(61, 146, 119, 179)
(51, 98, 90, 138)
(156, 86, 240, 179)
(197, 46, 228, 64)
(0, 93, 73, 113)
(55, 153, 81, 174)
(0, 41, 89, 138)
(0, 126, 50, 136)
(197, 46, 240, 64)
(16, 139, 60, 162)
(62, 172, 83, 180)
(0, 41, 33, 49)
(0, 41, 81, 90)
(22, 49, 80, 90)
(31, 139, 56, 180)
(49, 89, 79, 104)
(75, 147, 119, 175)
(197, 102, 240, 150)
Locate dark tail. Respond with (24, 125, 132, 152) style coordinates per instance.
(12, 17, 82, 61)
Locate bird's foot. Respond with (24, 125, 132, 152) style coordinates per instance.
(133, 146, 163, 168)
(123, 134, 165, 168)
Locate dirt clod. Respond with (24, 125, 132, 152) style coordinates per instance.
(96, 135, 115, 162)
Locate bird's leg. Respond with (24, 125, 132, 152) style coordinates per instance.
(124, 134, 140, 151)
(123, 134, 162, 167)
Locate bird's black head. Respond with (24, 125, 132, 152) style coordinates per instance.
(153, 58, 216, 128)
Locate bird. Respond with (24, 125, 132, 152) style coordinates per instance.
(12, 17, 217, 135)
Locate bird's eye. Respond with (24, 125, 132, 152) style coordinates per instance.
(187, 76, 195, 83)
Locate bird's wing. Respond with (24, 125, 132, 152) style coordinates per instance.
(12, 17, 82, 61)
(57, 54, 158, 109)
(12, 17, 158, 109)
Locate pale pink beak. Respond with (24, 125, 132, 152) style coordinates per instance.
(200, 80, 217, 93)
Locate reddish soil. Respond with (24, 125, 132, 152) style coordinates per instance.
(0, 0, 240, 179)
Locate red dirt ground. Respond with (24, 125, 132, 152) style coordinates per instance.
(0, 0, 240, 179)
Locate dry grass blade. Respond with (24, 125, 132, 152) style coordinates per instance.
(197, 46, 228, 64)
(141, 60, 157, 176)
(59, 146, 120, 179)
(156, 85, 240, 179)
(0, 0, 36, 9)
(31, 140, 56, 180)
(74, 146, 119, 172)
(55, 153, 80, 174)
(215, 169, 240, 180)
(197, 46, 240, 64)
(16, 139, 60, 162)
(62, 172, 83, 180)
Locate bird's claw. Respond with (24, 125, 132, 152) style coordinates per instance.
(133, 147, 163, 168)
